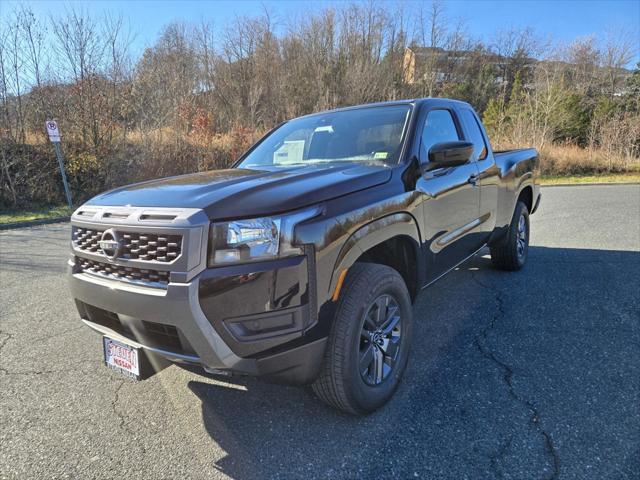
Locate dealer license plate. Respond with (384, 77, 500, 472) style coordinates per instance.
(103, 337, 140, 380)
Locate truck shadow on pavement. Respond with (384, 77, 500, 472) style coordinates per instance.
(187, 246, 639, 480)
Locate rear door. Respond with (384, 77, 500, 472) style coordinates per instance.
(458, 107, 498, 239)
(416, 108, 481, 283)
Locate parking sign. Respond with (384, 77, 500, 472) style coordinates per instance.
(46, 120, 61, 142)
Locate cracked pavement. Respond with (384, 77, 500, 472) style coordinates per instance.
(472, 271, 560, 480)
(1, 185, 639, 479)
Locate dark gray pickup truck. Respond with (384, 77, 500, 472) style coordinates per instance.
(68, 98, 540, 414)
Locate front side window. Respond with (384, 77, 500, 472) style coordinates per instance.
(421, 109, 460, 156)
(460, 109, 488, 161)
(237, 105, 412, 169)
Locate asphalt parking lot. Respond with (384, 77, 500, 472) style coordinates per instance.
(1, 184, 639, 479)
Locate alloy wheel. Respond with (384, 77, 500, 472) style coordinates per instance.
(516, 213, 528, 259)
(359, 294, 402, 386)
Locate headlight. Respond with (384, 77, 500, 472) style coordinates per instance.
(208, 207, 320, 266)
(210, 217, 281, 264)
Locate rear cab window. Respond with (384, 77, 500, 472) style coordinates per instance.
(459, 109, 488, 161)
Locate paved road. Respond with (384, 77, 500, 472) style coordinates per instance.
(1, 185, 639, 480)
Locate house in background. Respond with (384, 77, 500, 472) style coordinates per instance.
(401, 46, 526, 87)
(401, 46, 632, 96)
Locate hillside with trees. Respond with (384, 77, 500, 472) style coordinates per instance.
(1, 2, 638, 208)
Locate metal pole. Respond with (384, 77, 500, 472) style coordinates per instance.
(53, 141, 73, 208)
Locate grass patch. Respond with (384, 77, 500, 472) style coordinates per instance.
(0, 205, 73, 224)
(540, 172, 640, 185)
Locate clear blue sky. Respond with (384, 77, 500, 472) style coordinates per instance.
(4, 0, 639, 64)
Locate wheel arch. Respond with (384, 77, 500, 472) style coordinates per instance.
(329, 212, 424, 302)
(517, 184, 534, 213)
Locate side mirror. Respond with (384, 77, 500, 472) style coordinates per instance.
(424, 141, 474, 170)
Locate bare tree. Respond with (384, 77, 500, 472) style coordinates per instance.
(4, 16, 26, 142)
(567, 36, 600, 93)
(133, 22, 199, 136)
(0, 21, 17, 204)
(52, 8, 107, 146)
(103, 13, 134, 145)
(414, 0, 447, 97)
(0, 22, 12, 139)
(491, 27, 540, 102)
(337, 1, 389, 104)
(600, 29, 635, 97)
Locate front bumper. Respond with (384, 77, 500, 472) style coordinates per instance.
(69, 260, 326, 384)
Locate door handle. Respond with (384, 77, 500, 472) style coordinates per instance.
(468, 173, 479, 186)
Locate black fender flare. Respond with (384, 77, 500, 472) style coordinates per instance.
(327, 212, 423, 297)
(514, 179, 535, 213)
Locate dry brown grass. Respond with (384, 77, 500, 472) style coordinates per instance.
(538, 144, 639, 175)
(493, 140, 639, 176)
(3, 127, 639, 210)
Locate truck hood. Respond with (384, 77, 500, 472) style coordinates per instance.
(85, 163, 392, 219)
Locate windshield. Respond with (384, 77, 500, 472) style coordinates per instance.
(237, 105, 412, 169)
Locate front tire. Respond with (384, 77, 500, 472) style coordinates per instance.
(490, 200, 530, 271)
(312, 263, 413, 415)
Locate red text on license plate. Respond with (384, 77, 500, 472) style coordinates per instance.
(103, 337, 139, 378)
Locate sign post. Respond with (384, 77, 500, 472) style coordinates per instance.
(46, 120, 73, 208)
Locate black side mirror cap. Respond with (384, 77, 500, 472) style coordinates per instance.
(424, 141, 474, 170)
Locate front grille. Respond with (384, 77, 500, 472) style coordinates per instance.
(73, 227, 182, 262)
(76, 257, 170, 286)
(141, 321, 182, 351)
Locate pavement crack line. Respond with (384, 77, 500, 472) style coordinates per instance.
(31, 325, 84, 343)
(470, 271, 561, 480)
(1, 367, 59, 375)
(111, 380, 135, 435)
(0, 359, 88, 376)
(0, 330, 14, 355)
(0, 330, 15, 375)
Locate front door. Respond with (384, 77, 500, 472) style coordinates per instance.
(416, 108, 481, 283)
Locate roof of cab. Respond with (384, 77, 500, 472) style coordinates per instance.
(295, 97, 472, 120)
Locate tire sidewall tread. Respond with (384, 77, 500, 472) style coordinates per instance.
(312, 263, 413, 414)
(490, 201, 530, 271)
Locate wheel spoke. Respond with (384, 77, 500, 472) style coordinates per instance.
(359, 294, 403, 386)
(515, 214, 527, 258)
(359, 343, 375, 374)
(364, 311, 378, 331)
(372, 346, 384, 383)
(380, 313, 401, 336)
(382, 336, 400, 360)
(374, 296, 389, 327)
(378, 302, 398, 329)
(518, 217, 526, 239)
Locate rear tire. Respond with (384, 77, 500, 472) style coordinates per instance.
(312, 263, 413, 415)
(490, 200, 529, 271)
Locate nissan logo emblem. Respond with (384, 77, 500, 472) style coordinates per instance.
(98, 229, 122, 260)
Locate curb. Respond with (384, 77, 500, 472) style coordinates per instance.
(0, 216, 70, 231)
(541, 182, 640, 188)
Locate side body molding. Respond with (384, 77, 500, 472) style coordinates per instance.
(328, 212, 424, 296)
